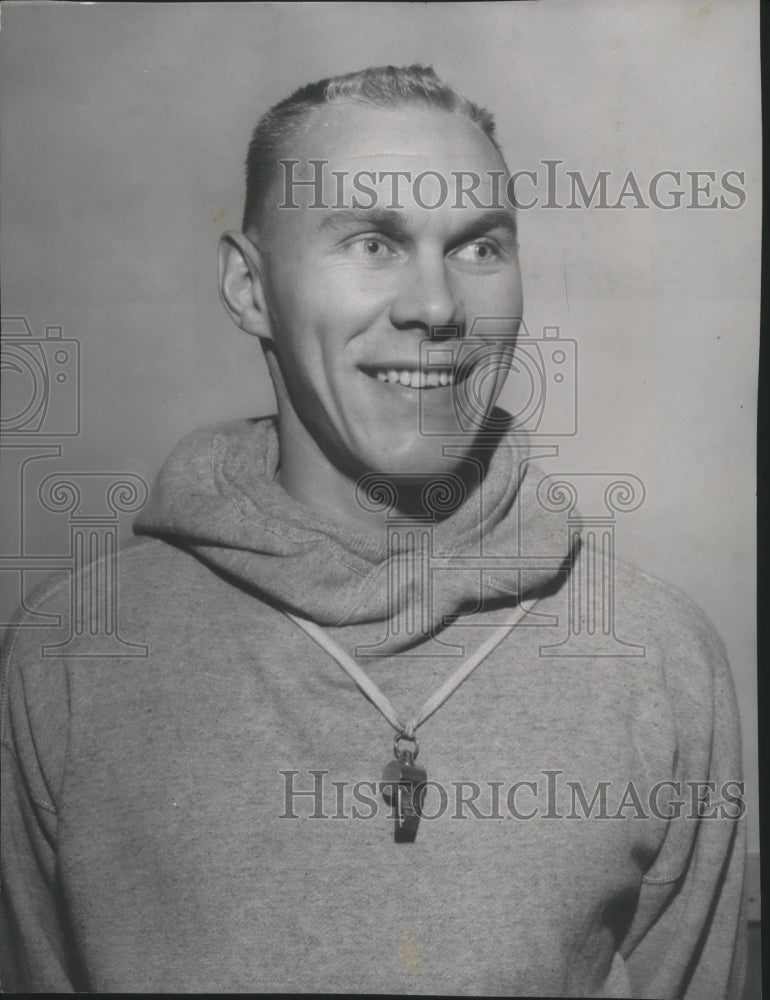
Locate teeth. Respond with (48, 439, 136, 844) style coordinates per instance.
(372, 368, 454, 387)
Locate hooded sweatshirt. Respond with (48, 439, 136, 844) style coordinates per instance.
(0, 416, 746, 997)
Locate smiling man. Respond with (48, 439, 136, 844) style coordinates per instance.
(0, 66, 746, 997)
(220, 92, 523, 516)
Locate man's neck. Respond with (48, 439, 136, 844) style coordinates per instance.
(274, 410, 386, 535)
(274, 410, 471, 536)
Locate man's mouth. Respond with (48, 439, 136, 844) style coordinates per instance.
(378, 368, 453, 388)
(361, 366, 458, 389)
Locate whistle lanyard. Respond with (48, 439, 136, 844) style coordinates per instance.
(284, 603, 535, 841)
(284, 604, 533, 741)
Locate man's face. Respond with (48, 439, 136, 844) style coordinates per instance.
(253, 101, 522, 479)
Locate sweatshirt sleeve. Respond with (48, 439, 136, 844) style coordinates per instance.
(618, 600, 747, 1000)
(0, 600, 77, 992)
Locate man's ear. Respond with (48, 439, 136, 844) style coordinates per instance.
(218, 230, 273, 340)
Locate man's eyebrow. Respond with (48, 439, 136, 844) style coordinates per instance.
(318, 208, 518, 244)
(454, 210, 518, 243)
(318, 209, 411, 238)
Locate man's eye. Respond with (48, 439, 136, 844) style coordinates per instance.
(452, 241, 500, 263)
(350, 237, 395, 258)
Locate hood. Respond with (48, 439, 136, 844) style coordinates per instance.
(134, 415, 576, 653)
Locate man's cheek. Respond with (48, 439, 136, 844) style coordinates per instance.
(459, 266, 522, 311)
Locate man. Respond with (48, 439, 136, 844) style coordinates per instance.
(0, 65, 746, 996)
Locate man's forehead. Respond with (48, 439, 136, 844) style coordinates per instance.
(259, 101, 512, 221)
(281, 101, 506, 170)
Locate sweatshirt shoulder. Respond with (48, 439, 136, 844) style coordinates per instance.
(0, 537, 224, 809)
(605, 553, 742, 790)
(611, 554, 735, 727)
(0, 538, 203, 668)
(613, 555, 727, 662)
(0, 538, 157, 675)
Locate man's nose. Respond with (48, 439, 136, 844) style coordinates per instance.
(388, 251, 464, 333)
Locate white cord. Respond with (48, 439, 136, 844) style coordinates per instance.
(284, 601, 534, 739)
